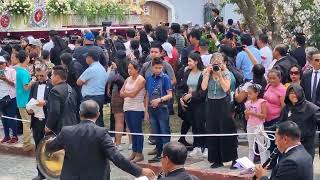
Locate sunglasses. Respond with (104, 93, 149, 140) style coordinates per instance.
(290, 71, 300, 75)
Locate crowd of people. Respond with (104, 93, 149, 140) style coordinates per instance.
(0, 7, 320, 180)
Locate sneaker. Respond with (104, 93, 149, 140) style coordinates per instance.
(8, 136, 18, 144)
(202, 148, 208, 158)
(148, 155, 161, 163)
(128, 144, 132, 150)
(148, 137, 156, 145)
(0, 137, 11, 143)
(189, 147, 202, 157)
(116, 145, 123, 151)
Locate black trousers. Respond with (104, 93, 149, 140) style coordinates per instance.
(301, 136, 316, 160)
(31, 117, 46, 177)
(185, 102, 206, 148)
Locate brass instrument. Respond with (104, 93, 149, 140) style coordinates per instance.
(36, 135, 65, 180)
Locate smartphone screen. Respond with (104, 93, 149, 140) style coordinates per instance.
(0, 70, 5, 76)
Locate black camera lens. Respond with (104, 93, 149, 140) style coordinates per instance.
(212, 65, 220, 72)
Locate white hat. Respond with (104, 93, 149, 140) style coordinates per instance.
(0, 56, 6, 63)
(162, 42, 173, 58)
(29, 38, 42, 47)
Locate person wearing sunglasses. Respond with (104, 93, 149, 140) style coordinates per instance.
(285, 64, 303, 88)
(301, 50, 320, 157)
(27, 63, 54, 180)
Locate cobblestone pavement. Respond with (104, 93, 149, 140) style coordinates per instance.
(0, 126, 319, 180)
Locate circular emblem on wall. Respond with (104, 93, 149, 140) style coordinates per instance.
(30, 5, 48, 28)
(33, 7, 45, 24)
(0, 14, 11, 30)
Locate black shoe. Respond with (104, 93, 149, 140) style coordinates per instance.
(230, 160, 237, 169)
(210, 162, 223, 169)
(32, 175, 45, 180)
(148, 137, 156, 145)
(178, 138, 192, 147)
(148, 155, 161, 163)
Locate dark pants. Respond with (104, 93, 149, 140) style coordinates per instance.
(0, 97, 18, 138)
(301, 136, 315, 160)
(125, 111, 144, 153)
(149, 107, 171, 156)
(185, 102, 206, 148)
(31, 117, 46, 178)
(83, 95, 105, 127)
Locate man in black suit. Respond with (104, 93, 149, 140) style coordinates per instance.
(45, 65, 79, 134)
(272, 44, 298, 84)
(290, 34, 307, 68)
(301, 50, 320, 155)
(210, 8, 223, 28)
(28, 64, 53, 180)
(255, 121, 313, 180)
(46, 100, 155, 180)
(158, 142, 200, 180)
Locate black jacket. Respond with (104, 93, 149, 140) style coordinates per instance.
(301, 70, 320, 107)
(29, 80, 53, 127)
(176, 69, 207, 104)
(159, 168, 200, 180)
(46, 120, 142, 180)
(261, 145, 313, 180)
(280, 84, 320, 138)
(273, 56, 298, 84)
(210, 16, 223, 28)
(66, 60, 84, 102)
(46, 82, 79, 134)
(290, 46, 306, 68)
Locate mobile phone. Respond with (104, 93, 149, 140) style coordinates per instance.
(165, 23, 170, 27)
(0, 70, 5, 76)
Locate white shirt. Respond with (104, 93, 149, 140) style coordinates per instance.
(124, 40, 142, 56)
(201, 54, 212, 67)
(259, 46, 273, 70)
(43, 40, 54, 52)
(0, 67, 16, 99)
(36, 84, 46, 100)
(284, 144, 299, 154)
(311, 69, 320, 95)
(265, 59, 277, 78)
(147, 35, 154, 42)
(0, 77, 10, 99)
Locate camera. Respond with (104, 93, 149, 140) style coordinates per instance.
(212, 64, 220, 72)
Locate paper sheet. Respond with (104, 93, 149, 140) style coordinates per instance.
(135, 176, 149, 180)
(235, 156, 255, 169)
(26, 98, 45, 119)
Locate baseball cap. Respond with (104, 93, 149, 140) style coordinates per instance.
(161, 42, 173, 58)
(85, 49, 99, 61)
(0, 56, 6, 63)
(29, 38, 42, 47)
(84, 32, 95, 41)
(199, 38, 209, 47)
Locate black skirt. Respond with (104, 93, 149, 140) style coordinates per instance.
(206, 97, 238, 163)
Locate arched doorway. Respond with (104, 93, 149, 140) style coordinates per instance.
(141, 1, 169, 26)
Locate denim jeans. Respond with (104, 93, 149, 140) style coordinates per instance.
(149, 107, 171, 156)
(0, 98, 18, 137)
(124, 111, 144, 153)
(83, 95, 105, 127)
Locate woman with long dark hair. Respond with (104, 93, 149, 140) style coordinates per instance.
(138, 30, 151, 56)
(50, 35, 70, 65)
(178, 52, 207, 157)
(285, 64, 303, 88)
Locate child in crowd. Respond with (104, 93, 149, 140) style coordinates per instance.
(244, 84, 268, 164)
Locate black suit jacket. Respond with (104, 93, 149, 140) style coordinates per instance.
(290, 46, 306, 68)
(29, 80, 53, 128)
(46, 120, 142, 180)
(273, 56, 298, 84)
(261, 145, 313, 180)
(46, 82, 79, 134)
(301, 70, 320, 107)
(159, 168, 200, 180)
